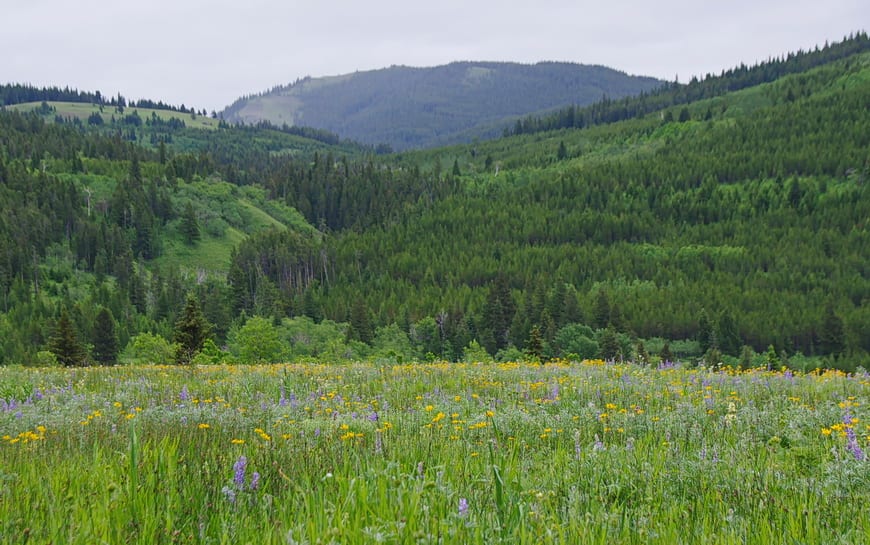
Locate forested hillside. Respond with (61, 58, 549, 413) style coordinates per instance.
(0, 34, 867, 370)
(221, 61, 663, 151)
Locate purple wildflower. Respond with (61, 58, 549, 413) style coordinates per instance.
(179, 385, 190, 403)
(233, 456, 247, 488)
(844, 411, 866, 461)
(250, 472, 260, 491)
(458, 498, 469, 516)
(549, 383, 560, 400)
(593, 434, 605, 452)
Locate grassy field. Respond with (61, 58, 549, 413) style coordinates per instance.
(7, 101, 220, 130)
(1, 360, 868, 544)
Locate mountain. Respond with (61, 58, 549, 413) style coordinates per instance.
(220, 62, 664, 150)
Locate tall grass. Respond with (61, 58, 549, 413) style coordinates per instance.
(1, 361, 867, 543)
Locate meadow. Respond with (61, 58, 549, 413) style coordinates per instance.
(1, 360, 868, 544)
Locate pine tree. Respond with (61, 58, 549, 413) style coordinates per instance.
(347, 297, 373, 344)
(91, 307, 119, 365)
(697, 309, 713, 353)
(593, 289, 611, 329)
(739, 345, 755, 369)
(481, 276, 515, 354)
(659, 342, 674, 364)
(598, 327, 621, 361)
(635, 341, 650, 365)
(49, 309, 87, 367)
(173, 295, 211, 364)
(557, 141, 568, 160)
(717, 312, 741, 356)
(180, 202, 200, 245)
(526, 325, 544, 361)
(819, 302, 845, 355)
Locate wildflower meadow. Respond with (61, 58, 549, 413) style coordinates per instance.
(1, 360, 868, 544)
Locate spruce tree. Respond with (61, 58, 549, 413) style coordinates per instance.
(347, 297, 373, 344)
(819, 302, 845, 355)
(173, 295, 211, 364)
(91, 307, 119, 366)
(526, 325, 544, 361)
(635, 341, 650, 365)
(593, 290, 610, 329)
(659, 342, 674, 364)
(180, 202, 201, 245)
(49, 309, 87, 367)
(598, 327, 621, 361)
(697, 309, 713, 353)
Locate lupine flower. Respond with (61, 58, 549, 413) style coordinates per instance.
(233, 456, 247, 488)
(844, 411, 866, 461)
(458, 498, 469, 516)
(250, 472, 260, 491)
(179, 385, 190, 403)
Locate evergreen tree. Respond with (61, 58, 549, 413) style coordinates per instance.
(593, 289, 611, 329)
(91, 307, 119, 365)
(598, 327, 621, 361)
(697, 309, 713, 353)
(49, 309, 87, 367)
(347, 297, 374, 344)
(717, 312, 741, 356)
(819, 302, 845, 355)
(557, 141, 568, 160)
(180, 202, 201, 245)
(635, 341, 650, 365)
(659, 342, 673, 364)
(526, 324, 544, 361)
(481, 276, 516, 354)
(739, 345, 755, 369)
(173, 295, 211, 364)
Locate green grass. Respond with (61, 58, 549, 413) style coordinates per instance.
(237, 199, 287, 231)
(8, 101, 220, 130)
(1, 360, 867, 544)
(155, 226, 245, 274)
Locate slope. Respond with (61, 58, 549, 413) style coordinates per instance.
(314, 47, 870, 360)
(221, 62, 664, 150)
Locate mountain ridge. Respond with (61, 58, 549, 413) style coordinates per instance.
(221, 60, 665, 150)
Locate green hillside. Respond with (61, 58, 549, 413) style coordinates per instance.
(221, 61, 664, 150)
(0, 33, 867, 370)
(8, 101, 221, 130)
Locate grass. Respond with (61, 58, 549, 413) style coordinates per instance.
(7, 101, 220, 130)
(155, 226, 245, 274)
(1, 360, 868, 544)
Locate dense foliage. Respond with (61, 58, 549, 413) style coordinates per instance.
(507, 31, 870, 136)
(0, 35, 867, 370)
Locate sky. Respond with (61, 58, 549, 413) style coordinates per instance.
(2, 0, 866, 113)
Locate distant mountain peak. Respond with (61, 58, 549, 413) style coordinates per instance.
(221, 61, 664, 151)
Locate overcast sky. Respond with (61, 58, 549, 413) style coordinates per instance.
(2, 0, 866, 112)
